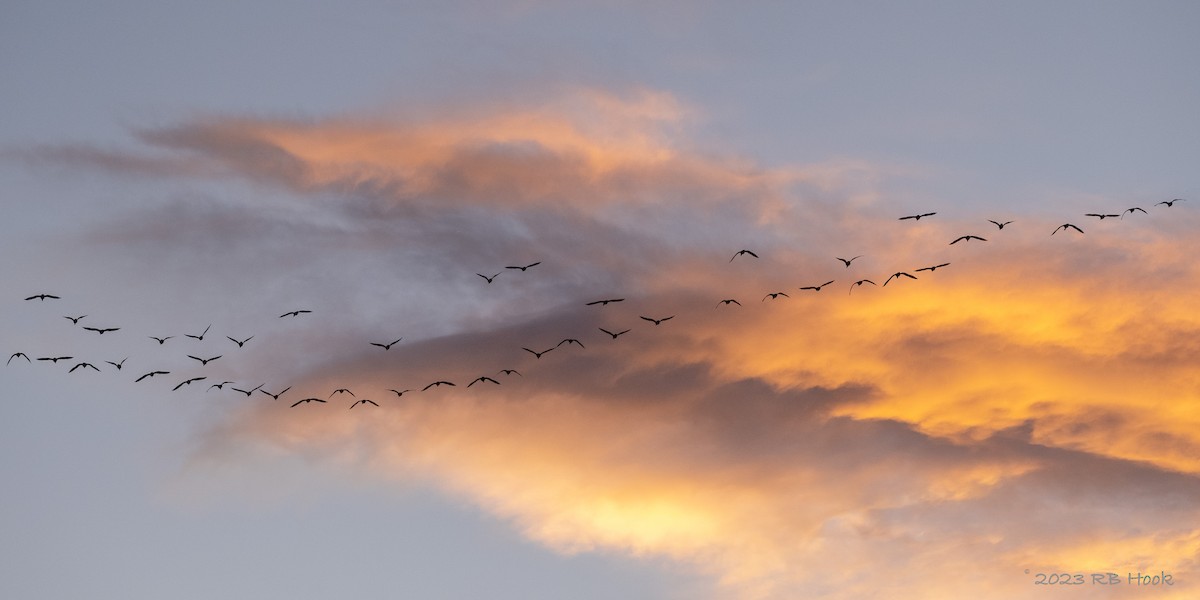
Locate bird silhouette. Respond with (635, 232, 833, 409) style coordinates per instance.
(1052, 223, 1084, 235)
(799, 280, 835, 291)
(422, 381, 456, 390)
(329, 388, 355, 398)
(585, 298, 624, 306)
(149, 336, 173, 345)
(279, 310, 311, 318)
(730, 249, 759, 262)
(226, 335, 253, 348)
(291, 397, 326, 408)
(884, 272, 918, 286)
(506, 262, 541, 271)
(69, 362, 100, 373)
(1085, 213, 1120, 220)
(63, 315, 86, 324)
(468, 376, 500, 387)
(899, 212, 936, 221)
(8, 352, 31, 365)
(185, 325, 210, 341)
(716, 299, 742, 307)
(387, 388, 413, 397)
(498, 369, 522, 377)
(349, 398, 379, 409)
(477, 272, 501, 283)
(988, 220, 1013, 230)
(599, 327, 631, 339)
(850, 279, 877, 294)
(914, 263, 951, 273)
(24, 294, 60, 301)
(187, 355, 222, 366)
(1122, 207, 1147, 217)
(1157, 199, 1187, 207)
(231, 384, 264, 397)
(173, 376, 206, 391)
(836, 256, 863, 267)
(370, 338, 403, 350)
(37, 356, 72, 363)
(82, 326, 120, 334)
(208, 381, 234, 391)
(135, 370, 169, 382)
(949, 235, 987, 245)
(762, 292, 790, 301)
(640, 315, 674, 325)
(523, 347, 554, 359)
(260, 386, 292, 400)
(105, 357, 127, 370)
(557, 338, 585, 349)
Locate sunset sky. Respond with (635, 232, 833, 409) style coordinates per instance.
(3, 2, 1199, 599)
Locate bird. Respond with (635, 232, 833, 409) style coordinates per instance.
(24, 294, 60, 301)
(370, 337, 402, 350)
(291, 397, 326, 408)
(950, 235, 987, 245)
(63, 315, 86, 324)
(850, 279, 877, 294)
(231, 384, 264, 397)
(185, 325, 210, 341)
(640, 315, 674, 325)
(523, 347, 554, 359)
(349, 398, 379, 409)
(506, 262, 541, 271)
(37, 356, 72, 363)
(477, 272, 501, 283)
(173, 376, 206, 391)
(8, 352, 31, 365)
(186, 355, 221, 366)
(105, 357, 128, 371)
(1052, 223, 1084, 235)
(135, 370, 169, 382)
(762, 292, 790, 301)
(1085, 213, 1120, 220)
(1122, 207, 1147, 217)
(716, 299, 742, 307)
(422, 381, 456, 391)
(279, 310, 312, 318)
(884, 272, 918, 286)
(149, 336, 173, 344)
(1157, 199, 1187, 207)
(585, 298, 624, 306)
(226, 335, 253, 348)
(914, 263, 951, 273)
(329, 388, 355, 398)
(259, 386, 292, 400)
(799, 280, 835, 292)
(987, 220, 1013, 230)
(208, 381, 234, 391)
(69, 362, 100, 373)
(599, 327, 631, 339)
(729, 249, 759, 262)
(836, 256, 863, 267)
(558, 338, 585, 349)
(899, 212, 936, 221)
(387, 388, 413, 397)
(468, 376, 500, 387)
(82, 326, 119, 334)
(498, 369, 522, 377)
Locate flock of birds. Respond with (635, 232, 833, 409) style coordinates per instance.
(7, 199, 1190, 409)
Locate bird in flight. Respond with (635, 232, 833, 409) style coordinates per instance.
(477, 272, 501, 283)
(208, 381, 234, 391)
(585, 298, 625, 306)
(173, 376, 206, 391)
(105, 357, 128, 371)
(291, 397, 326, 408)
(1122, 207, 1147, 217)
(762, 292, 790, 301)
(987, 220, 1013, 230)
(349, 398, 380, 409)
(387, 388, 413, 397)
(716, 299, 742, 307)
(37, 356, 72, 363)
(1085, 213, 1120, 220)
(25, 294, 60, 301)
(279, 310, 312, 318)
(149, 336, 173, 345)
(915, 263, 951, 273)
(1052, 223, 1084, 235)
(730, 249, 759, 262)
(422, 381, 456, 391)
(83, 326, 120, 335)
(523, 347, 554, 359)
(799, 280, 835, 292)
(850, 279, 877, 294)
(599, 327, 631, 339)
(187, 355, 222, 366)
(557, 338, 585, 349)
(468, 376, 500, 387)
(899, 212, 936, 221)
(185, 325, 210, 341)
(135, 370, 169, 382)
(231, 384, 265, 397)
(63, 315, 86, 324)
(370, 337, 402, 350)
(260, 386, 291, 400)
(884, 272, 918, 286)
(226, 335, 253, 348)
(836, 256, 863, 267)
(950, 235, 987, 245)
(640, 315, 674, 325)
(69, 362, 100, 373)
(498, 369, 522, 377)
(8, 352, 31, 365)
(506, 262, 541, 271)
(329, 388, 355, 398)
(1157, 199, 1187, 207)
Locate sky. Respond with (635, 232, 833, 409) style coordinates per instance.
(2, 2, 1199, 599)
